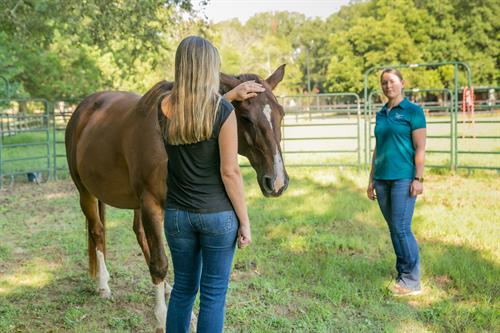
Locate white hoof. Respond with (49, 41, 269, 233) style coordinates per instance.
(95, 250, 111, 298)
(98, 287, 112, 299)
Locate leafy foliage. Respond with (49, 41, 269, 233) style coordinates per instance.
(0, 0, 498, 98)
(213, 0, 499, 95)
(322, 0, 499, 93)
(0, 0, 191, 98)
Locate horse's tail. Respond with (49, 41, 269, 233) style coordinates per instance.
(88, 200, 106, 278)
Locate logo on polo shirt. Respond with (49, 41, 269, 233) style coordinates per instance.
(394, 113, 404, 120)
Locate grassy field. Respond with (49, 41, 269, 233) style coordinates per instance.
(0, 167, 498, 332)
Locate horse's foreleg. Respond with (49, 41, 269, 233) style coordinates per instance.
(79, 193, 111, 298)
(133, 209, 151, 264)
(141, 193, 168, 333)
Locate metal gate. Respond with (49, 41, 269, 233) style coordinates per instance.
(52, 100, 79, 179)
(0, 75, 498, 189)
(0, 99, 50, 188)
(280, 93, 362, 168)
(362, 61, 497, 171)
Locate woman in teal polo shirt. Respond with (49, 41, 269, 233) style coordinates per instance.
(367, 68, 426, 296)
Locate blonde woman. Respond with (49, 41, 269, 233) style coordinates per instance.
(160, 36, 263, 332)
(367, 68, 426, 296)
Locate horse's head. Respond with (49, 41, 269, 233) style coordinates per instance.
(220, 65, 289, 197)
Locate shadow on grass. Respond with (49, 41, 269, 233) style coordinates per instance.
(0, 269, 155, 332)
(231, 168, 499, 332)
(0, 222, 158, 333)
(411, 238, 499, 332)
(0, 180, 157, 332)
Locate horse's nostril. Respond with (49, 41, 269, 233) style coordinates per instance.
(279, 179, 289, 194)
(263, 176, 273, 193)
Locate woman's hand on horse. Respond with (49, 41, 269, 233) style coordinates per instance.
(237, 222, 252, 249)
(225, 80, 265, 102)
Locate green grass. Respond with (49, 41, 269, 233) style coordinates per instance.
(0, 168, 498, 332)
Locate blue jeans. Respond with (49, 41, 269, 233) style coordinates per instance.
(164, 208, 238, 333)
(374, 179, 420, 290)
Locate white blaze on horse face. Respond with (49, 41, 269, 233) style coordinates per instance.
(154, 281, 167, 332)
(96, 250, 111, 298)
(263, 104, 273, 129)
(273, 149, 286, 191)
(262, 104, 285, 192)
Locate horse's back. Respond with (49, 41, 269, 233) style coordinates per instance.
(66, 91, 143, 208)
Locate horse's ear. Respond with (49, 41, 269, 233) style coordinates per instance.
(220, 73, 241, 95)
(265, 64, 286, 90)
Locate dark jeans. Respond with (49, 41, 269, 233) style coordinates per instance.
(164, 208, 238, 333)
(374, 179, 420, 290)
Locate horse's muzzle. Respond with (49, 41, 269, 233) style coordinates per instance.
(262, 174, 289, 197)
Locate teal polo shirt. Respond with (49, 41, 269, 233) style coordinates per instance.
(374, 98, 426, 180)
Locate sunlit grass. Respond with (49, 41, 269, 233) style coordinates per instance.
(0, 258, 57, 295)
(0, 169, 498, 332)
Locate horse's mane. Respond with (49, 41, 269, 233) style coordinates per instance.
(136, 80, 174, 115)
(236, 74, 261, 82)
(132, 80, 173, 142)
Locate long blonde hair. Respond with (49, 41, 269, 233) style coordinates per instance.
(166, 36, 221, 145)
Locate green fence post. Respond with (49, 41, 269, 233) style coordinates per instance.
(363, 67, 375, 169)
(52, 101, 57, 180)
(445, 89, 453, 171)
(453, 64, 458, 171)
(367, 90, 379, 169)
(0, 114, 3, 189)
(0, 76, 9, 99)
(43, 99, 50, 181)
(356, 94, 361, 169)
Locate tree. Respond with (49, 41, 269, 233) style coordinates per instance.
(0, 0, 193, 99)
(324, 0, 499, 94)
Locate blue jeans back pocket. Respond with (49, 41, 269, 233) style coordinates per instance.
(164, 208, 180, 236)
(202, 210, 238, 235)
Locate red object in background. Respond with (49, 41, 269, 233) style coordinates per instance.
(462, 86, 475, 114)
(462, 86, 476, 138)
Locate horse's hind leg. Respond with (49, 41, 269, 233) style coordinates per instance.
(79, 191, 111, 298)
(133, 209, 151, 265)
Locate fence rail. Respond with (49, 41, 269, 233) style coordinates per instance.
(1, 94, 499, 188)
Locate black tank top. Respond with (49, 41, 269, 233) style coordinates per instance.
(164, 98, 234, 212)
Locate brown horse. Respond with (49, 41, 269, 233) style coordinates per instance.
(65, 65, 288, 332)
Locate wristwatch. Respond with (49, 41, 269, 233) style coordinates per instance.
(414, 177, 424, 183)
